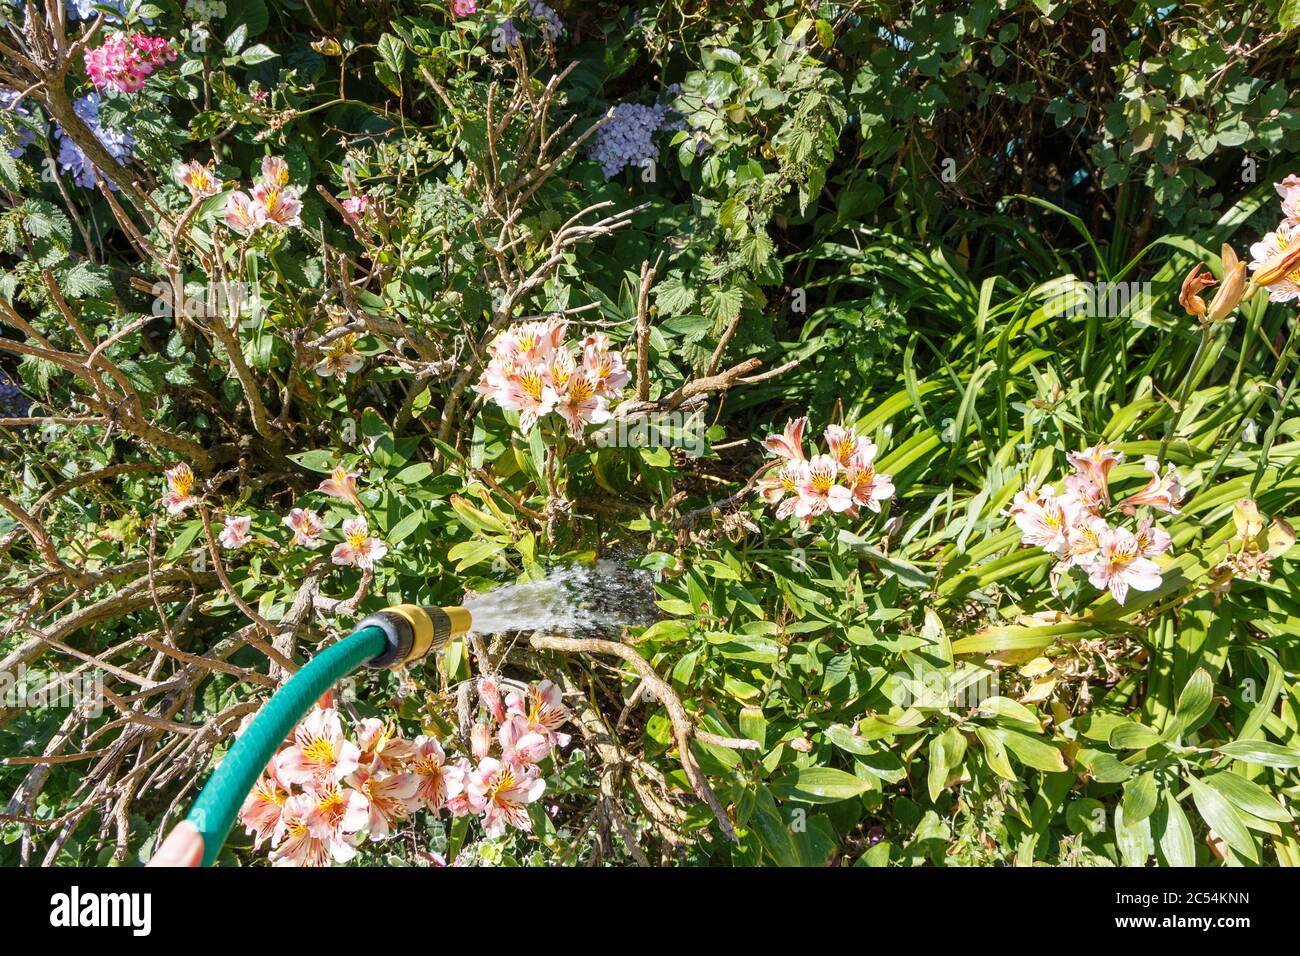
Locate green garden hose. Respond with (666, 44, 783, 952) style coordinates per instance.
(184, 604, 472, 866)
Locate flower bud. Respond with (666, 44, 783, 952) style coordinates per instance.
(1178, 263, 1215, 318)
(1205, 245, 1247, 323)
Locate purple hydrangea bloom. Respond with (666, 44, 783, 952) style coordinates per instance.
(590, 101, 682, 179)
(55, 92, 133, 189)
(527, 0, 563, 41)
(65, 0, 127, 21)
(0, 369, 30, 419)
(0, 90, 40, 158)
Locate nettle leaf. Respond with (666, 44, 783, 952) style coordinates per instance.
(703, 285, 743, 328)
(61, 261, 112, 299)
(653, 274, 697, 316)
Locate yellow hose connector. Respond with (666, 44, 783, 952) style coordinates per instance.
(358, 604, 473, 669)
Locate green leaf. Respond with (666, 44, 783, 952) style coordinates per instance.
(241, 44, 278, 65)
(975, 726, 1016, 781)
(995, 727, 1067, 773)
(387, 508, 425, 545)
(447, 539, 505, 572)
(1114, 803, 1153, 866)
(1109, 720, 1164, 750)
(1156, 792, 1196, 867)
(1204, 771, 1292, 823)
(1214, 739, 1300, 768)
(1165, 668, 1214, 739)
(1187, 776, 1258, 863)
(1121, 771, 1159, 823)
(770, 767, 872, 804)
(287, 450, 337, 474)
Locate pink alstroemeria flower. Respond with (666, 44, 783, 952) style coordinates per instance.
(177, 159, 219, 198)
(443, 757, 482, 817)
(762, 416, 807, 462)
(354, 718, 416, 773)
(1066, 444, 1124, 503)
(270, 793, 333, 867)
(223, 190, 263, 235)
(581, 333, 631, 397)
(1248, 221, 1300, 301)
(348, 769, 420, 840)
(472, 757, 545, 838)
(506, 680, 571, 747)
(1134, 516, 1173, 558)
(1013, 492, 1077, 556)
(279, 707, 361, 785)
(478, 678, 508, 724)
(553, 369, 611, 437)
(331, 516, 388, 569)
(218, 515, 252, 550)
(452, 0, 477, 16)
(498, 365, 557, 433)
(161, 463, 198, 514)
(283, 507, 325, 547)
(260, 156, 290, 189)
(757, 459, 805, 520)
(794, 454, 854, 520)
(841, 460, 894, 513)
(1056, 513, 1110, 573)
(238, 762, 289, 850)
(303, 780, 370, 862)
(317, 466, 362, 507)
(499, 715, 551, 769)
(252, 182, 303, 228)
(470, 722, 494, 761)
(410, 736, 455, 811)
(1119, 456, 1185, 515)
(824, 424, 869, 470)
(1088, 527, 1163, 606)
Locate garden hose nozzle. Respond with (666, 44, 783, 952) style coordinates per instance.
(183, 602, 472, 865)
(358, 604, 474, 669)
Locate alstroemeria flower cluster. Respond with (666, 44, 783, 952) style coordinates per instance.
(84, 33, 175, 93)
(756, 417, 895, 529)
(224, 156, 303, 235)
(1009, 445, 1185, 605)
(238, 680, 571, 866)
(474, 319, 630, 436)
(1248, 174, 1300, 303)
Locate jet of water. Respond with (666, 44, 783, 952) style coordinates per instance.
(460, 560, 657, 636)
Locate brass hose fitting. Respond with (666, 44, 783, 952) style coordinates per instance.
(358, 604, 473, 669)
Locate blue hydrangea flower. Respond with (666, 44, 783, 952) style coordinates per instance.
(55, 92, 133, 189)
(65, 0, 127, 20)
(527, 0, 563, 41)
(0, 369, 31, 419)
(590, 101, 683, 179)
(0, 90, 40, 158)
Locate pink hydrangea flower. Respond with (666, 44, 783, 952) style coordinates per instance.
(84, 33, 175, 94)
